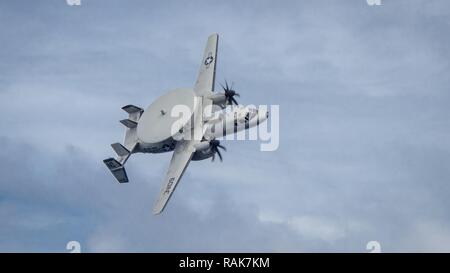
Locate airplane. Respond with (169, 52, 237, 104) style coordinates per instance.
(103, 34, 269, 214)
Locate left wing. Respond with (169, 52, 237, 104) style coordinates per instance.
(152, 140, 195, 214)
(152, 97, 204, 214)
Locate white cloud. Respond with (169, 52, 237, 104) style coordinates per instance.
(1, 0, 450, 252)
(258, 212, 347, 242)
(287, 216, 346, 242)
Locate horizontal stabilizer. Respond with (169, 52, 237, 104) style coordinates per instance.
(103, 158, 129, 183)
(120, 119, 137, 128)
(122, 105, 143, 114)
(111, 143, 130, 157)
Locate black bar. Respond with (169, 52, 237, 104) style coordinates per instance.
(1, 253, 448, 272)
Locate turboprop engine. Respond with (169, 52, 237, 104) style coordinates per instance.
(192, 139, 227, 162)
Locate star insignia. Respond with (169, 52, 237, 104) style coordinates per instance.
(204, 56, 214, 65)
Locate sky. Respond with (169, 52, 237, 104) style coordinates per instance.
(1, 0, 450, 252)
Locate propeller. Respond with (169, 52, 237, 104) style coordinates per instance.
(220, 80, 240, 105)
(210, 139, 227, 162)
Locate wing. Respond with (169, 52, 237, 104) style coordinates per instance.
(194, 33, 218, 97)
(152, 140, 195, 214)
(152, 97, 204, 214)
(153, 34, 218, 214)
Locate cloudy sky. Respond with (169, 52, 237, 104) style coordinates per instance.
(1, 0, 450, 252)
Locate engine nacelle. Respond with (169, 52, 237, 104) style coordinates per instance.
(208, 93, 227, 108)
(194, 141, 211, 152)
(192, 141, 214, 161)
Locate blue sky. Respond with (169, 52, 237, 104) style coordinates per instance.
(1, 0, 450, 252)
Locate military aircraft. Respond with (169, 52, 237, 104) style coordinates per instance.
(104, 34, 269, 214)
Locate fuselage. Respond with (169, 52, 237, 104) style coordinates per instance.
(134, 104, 269, 158)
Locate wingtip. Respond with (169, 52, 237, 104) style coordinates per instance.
(152, 200, 164, 215)
(152, 207, 163, 215)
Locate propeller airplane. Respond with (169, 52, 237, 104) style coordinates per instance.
(104, 34, 269, 214)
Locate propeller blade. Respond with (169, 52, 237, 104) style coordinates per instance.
(217, 149, 223, 162)
(221, 80, 240, 106)
(217, 144, 227, 151)
(209, 139, 226, 162)
(210, 140, 218, 146)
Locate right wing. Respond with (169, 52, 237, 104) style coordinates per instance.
(152, 140, 195, 214)
(194, 33, 219, 97)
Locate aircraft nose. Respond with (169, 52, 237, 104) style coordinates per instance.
(257, 108, 269, 122)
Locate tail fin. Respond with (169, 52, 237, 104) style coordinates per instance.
(111, 142, 130, 157)
(121, 104, 143, 150)
(103, 143, 133, 183)
(103, 158, 129, 183)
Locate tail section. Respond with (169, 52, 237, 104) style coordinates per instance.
(104, 104, 143, 183)
(121, 104, 143, 150)
(111, 142, 130, 157)
(103, 157, 129, 183)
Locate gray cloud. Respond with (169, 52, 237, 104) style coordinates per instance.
(1, 0, 450, 252)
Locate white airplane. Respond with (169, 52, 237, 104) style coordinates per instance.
(104, 34, 269, 214)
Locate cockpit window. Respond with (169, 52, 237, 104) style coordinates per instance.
(248, 108, 258, 120)
(236, 108, 257, 123)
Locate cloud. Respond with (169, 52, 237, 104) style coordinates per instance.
(1, 0, 450, 252)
